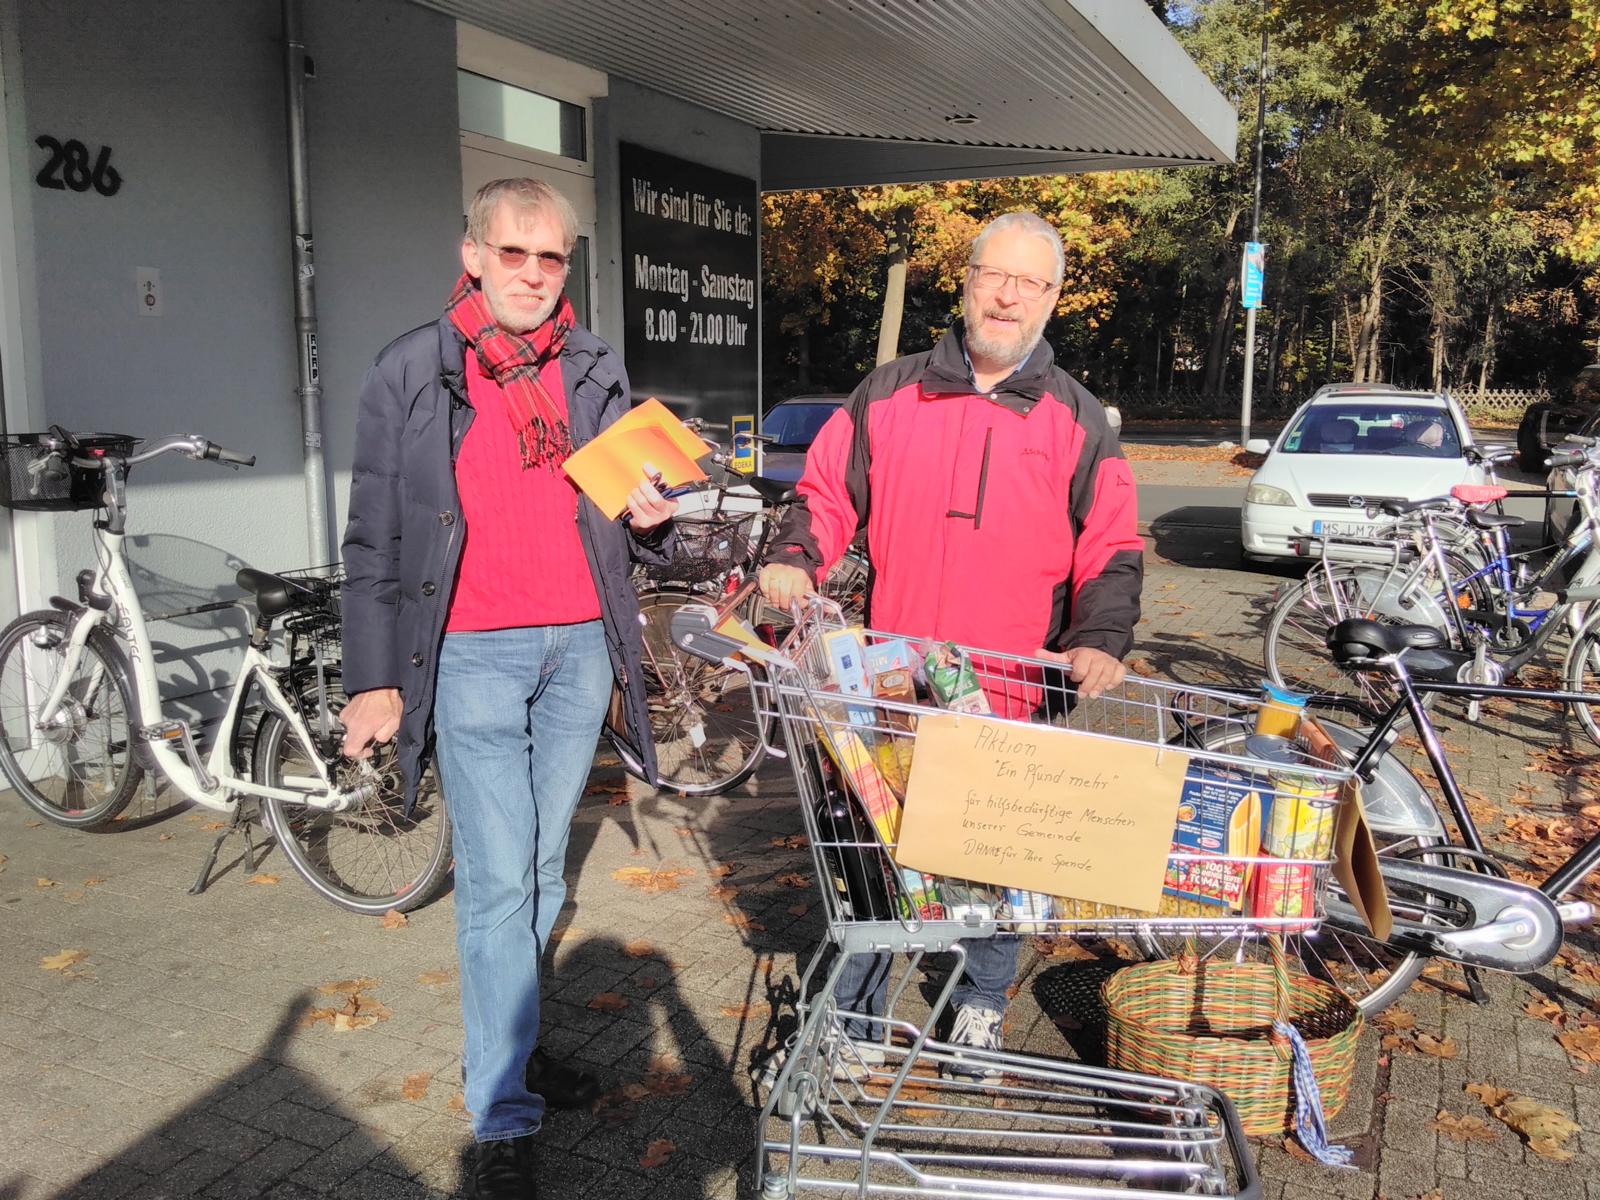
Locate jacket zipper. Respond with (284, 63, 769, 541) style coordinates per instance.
(973, 428, 993, 531)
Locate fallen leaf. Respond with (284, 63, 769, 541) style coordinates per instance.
(202, 821, 227, 831)
(1429, 1111, 1498, 1143)
(446, 1092, 466, 1114)
(1129, 658, 1158, 678)
(62, 889, 85, 902)
(769, 835, 807, 850)
(332, 1012, 378, 1032)
(417, 970, 453, 986)
(36, 878, 57, 888)
(707, 883, 739, 900)
(83, 876, 105, 887)
(636, 975, 660, 990)
(1525, 999, 1565, 1024)
(1493, 1095, 1581, 1160)
(585, 780, 628, 796)
(787, 902, 809, 917)
(723, 911, 765, 932)
(380, 909, 409, 930)
(622, 939, 657, 958)
(1465, 1082, 1513, 1108)
(158, 833, 173, 841)
(719, 1001, 771, 1019)
(401, 1071, 432, 1101)
(673, 825, 694, 836)
(1556, 1025, 1600, 1064)
(588, 992, 629, 1013)
(639, 1138, 675, 1169)
(1415, 1033, 1459, 1059)
(40, 949, 88, 971)
(775, 872, 811, 889)
(24, 819, 43, 828)
(319, 978, 380, 997)
(708, 862, 740, 877)
(642, 1068, 694, 1096)
(611, 866, 694, 894)
(1375, 1008, 1418, 1032)
(246, 873, 280, 886)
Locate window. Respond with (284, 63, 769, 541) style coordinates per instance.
(763, 401, 844, 450)
(457, 70, 585, 162)
(1281, 404, 1463, 459)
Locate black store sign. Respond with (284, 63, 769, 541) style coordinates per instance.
(619, 143, 757, 423)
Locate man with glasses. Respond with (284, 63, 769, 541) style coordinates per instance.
(759, 210, 1142, 1078)
(340, 177, 676, 1199)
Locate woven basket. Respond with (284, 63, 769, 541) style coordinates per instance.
(1101, 937, 1364, 1135)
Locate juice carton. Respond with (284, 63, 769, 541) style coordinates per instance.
(1161, 761, 1271, 912)
(924, 642, 991, 715)
(820, 627, 876, 729)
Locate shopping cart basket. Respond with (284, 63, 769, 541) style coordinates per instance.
(671, 599, 1360, 1198)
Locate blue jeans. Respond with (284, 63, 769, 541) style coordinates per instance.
(432, 621, 613, 1143)
(833, 937, 1022, 1040)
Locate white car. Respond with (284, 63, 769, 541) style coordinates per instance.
(1240, 385, 1487, 562)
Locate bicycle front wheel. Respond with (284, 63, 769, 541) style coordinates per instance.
(638, 587, 768, 796)
(1563, 610, 1600, 747)
(0, 610, 142, 828)
(255, 683, 452, 915)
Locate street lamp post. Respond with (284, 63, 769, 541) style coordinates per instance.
(1239, 0, 1268, 447)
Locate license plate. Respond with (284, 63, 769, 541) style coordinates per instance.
(1311, 520, 1380, 538)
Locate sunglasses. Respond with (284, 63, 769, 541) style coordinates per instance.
(483, 242, 570, 274)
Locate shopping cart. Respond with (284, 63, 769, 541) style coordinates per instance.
(672, 598, 1360, 1199)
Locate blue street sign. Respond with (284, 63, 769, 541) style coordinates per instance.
(731, 414, 757, 474)
(1241, 241, 1266, 309)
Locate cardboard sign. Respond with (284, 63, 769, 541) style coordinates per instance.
(894, 713, 1191, 912)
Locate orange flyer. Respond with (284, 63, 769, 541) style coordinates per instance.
(562, 398, 709, 519)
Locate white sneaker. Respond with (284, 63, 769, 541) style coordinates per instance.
(944, 1005, 1004, 1082)
(754, 1036, 888, 1092)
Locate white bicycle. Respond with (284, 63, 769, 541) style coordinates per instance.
(0, 429, 451, 914)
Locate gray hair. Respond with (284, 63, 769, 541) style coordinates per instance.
(465, 178, 578, 252)
(970, 211, 1066, 285)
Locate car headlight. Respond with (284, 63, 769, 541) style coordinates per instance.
(1246, 483, 1295, 507)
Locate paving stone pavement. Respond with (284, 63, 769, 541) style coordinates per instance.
(4, 516, 1600, 1199)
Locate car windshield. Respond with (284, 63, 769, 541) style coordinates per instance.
(1280, 403, 1462, 458)
(762, 401, 840, 449)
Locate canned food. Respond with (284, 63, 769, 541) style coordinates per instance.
(1245, 735, 1339, 860)
(1249, 862, 1318, 931)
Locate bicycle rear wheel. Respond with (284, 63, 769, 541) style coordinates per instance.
(0, 610, 142, 828)
(255, 675, 452, 915)
(638, 587, 768, 796)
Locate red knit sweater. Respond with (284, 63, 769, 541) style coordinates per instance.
(445, 350, 602, 632)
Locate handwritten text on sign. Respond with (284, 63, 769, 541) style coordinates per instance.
(894, 715, 1190, 912)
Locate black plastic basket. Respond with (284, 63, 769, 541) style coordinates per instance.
(0, 432, 138, 511)
(644, 513, 757, 586)
(280, 563, 345, 658)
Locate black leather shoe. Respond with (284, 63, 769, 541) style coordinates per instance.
(472, 1134, 538, 1199)
(525, 1046, 602, 1109)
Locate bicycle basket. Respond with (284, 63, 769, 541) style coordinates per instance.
(0, 432, 138, 511)
(279, 563, 345, 657)
(645, 512, 757, 586)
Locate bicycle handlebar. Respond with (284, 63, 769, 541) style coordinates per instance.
(202, 442, 257, 468)
(1547, 449, 1588, 469)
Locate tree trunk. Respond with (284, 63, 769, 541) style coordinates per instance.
(1355, 271, 1383, 383)
(875, 209, 911, 367)
(1201, 210, 1243, 395)
(1477, 305, 1495, 391)
(1265, 311, 1284, 400)
(796, 320, 813, 387)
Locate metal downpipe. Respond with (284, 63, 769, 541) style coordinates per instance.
(282, 0, 331, 565)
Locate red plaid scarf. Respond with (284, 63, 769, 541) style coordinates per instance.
(446, 274, 574, 468)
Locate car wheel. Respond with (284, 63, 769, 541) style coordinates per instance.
(1518, 402, 1551, 472)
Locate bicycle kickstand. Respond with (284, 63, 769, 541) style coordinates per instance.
(1462, 964, 1491, 1007)
(188, 803, 255, 896)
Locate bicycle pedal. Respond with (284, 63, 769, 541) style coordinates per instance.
(140, 721, 188, 742)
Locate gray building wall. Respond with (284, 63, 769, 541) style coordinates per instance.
(6, 0, 460, 719)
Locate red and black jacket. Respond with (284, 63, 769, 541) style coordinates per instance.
(768, 323, 1143, 661)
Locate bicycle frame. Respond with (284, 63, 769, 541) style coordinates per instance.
(30, 507, 351, 815)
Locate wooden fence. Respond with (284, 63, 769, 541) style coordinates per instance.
(1106, 387, 1549, 425)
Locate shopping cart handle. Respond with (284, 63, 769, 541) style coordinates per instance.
(670, 601, 748, 664)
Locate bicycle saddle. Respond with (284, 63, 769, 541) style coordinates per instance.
(1451, 483, 1507, 504)
(236, 568, 319, 619)
(1465, 508, 1524, 530)
(747, 475, 797, 507)
(1326, 618, 1447, 664)
(1377, 496, 1451, 516)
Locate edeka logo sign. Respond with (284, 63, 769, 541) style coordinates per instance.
(619, 143, 758, 426)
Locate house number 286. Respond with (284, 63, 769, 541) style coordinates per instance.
(35, 137, 121, 197)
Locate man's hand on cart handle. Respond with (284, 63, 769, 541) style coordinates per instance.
(1036, 646, 1125, 699)
(759, 562, 815, 613)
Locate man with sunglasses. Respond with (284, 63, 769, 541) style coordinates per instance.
(340, 177, 676, 1199)
(759, 210, 1142, 1080)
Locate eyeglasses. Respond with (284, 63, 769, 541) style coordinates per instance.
(483, 242, 570, 274)
(967, 264, 1058, 300)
